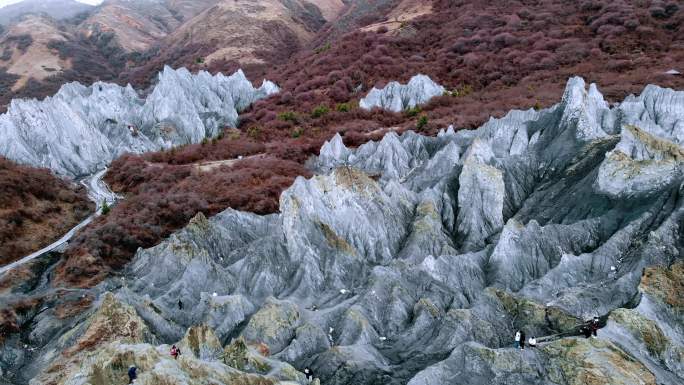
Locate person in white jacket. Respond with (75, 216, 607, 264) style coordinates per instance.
(529, 336, 537, 348)
(514, 330, 521, 349)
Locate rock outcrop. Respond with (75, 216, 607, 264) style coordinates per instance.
(359, 74, 444, 112)
(1, 77, 683, 385)
(0, 66, 278, 177)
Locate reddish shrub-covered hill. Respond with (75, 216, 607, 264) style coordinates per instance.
(0, 157, 93, 266)
(56, 0, 684, 287)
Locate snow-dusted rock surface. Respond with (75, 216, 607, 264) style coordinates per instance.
(0, 66, 278, 177)
(359, 74, 445, 112)
(2, 77, 683, 385)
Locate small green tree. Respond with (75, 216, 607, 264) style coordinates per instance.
(101, 200, 111, 215)
(404, 106, 422, 117)
(291, 127, 304, 138)
(222, 337, 248, 370)
(311, 105, 330, 118)
(247, 126, 261, 139)
(416, 114, 428, 131)
(336, 102, 352, 112)
(314, 42, 331, 54)
(278, 111, 298, 122)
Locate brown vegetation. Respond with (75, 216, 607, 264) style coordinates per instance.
(244, 0, 684, 133)
(57, 152, 308, 287)
(0, 157, 93, 266)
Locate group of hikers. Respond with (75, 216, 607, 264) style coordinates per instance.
(127, 345, 182, 383)
(514, 330, 537, 349)
(125, 317, 603, 383)
(514, 316, 601, 350)
(127, 342, 317, 384)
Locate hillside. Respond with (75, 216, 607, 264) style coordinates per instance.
(0, 157, 93, 266)
(0, 15, 73, 108)
(122, 0, 346, 87)
(0, 0, 350, 110)
(0, 0, 93, 25)
(78, 0, 182, 54)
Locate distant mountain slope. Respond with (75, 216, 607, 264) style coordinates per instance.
(165, 0, 220, 20)
(78, 0, 182, 54)
(0, 0, 349, 109)
(123, 0, 346, 86)
(0, 15, 69, 91)
(0, 0, 94, 25)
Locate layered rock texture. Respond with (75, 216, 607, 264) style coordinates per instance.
(0, 65, 278, 177)
(1, 77, 683, 385)
(359, 74, 444, 112)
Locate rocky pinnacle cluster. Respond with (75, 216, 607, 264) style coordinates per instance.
(1, 77, 682, 385)
(0, 66, 279, 177)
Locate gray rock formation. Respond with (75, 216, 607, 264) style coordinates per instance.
(1, 77, 683, 385)
(0, 66, 278, 177)
(359, 74, 445, 112)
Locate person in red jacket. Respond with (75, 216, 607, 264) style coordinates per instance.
(170, 345, 181, 360)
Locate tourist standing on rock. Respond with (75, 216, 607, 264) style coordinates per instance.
(128, 365, 137, 383)
(304, 367, 315, 382)
(178, 299, 183, 310)
(580, 325, 591, 338)
(591, 317, 600, 338)
(514, 330, 521, 349)
(171, 345, 181, 360)
(519, 330, 526, 350)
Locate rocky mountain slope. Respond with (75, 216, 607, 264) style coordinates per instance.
(78, 0, 183, 54)
(0, 15, 73, 100)
(122, 0, 346, 87)
(0, 0, 343, 111)
(0, 65, 278, 177)
(0, 0, 93, 26)
(76, 0, 684, 294)
(1, 77, 682, 384)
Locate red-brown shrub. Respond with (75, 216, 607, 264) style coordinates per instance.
(0, 157, 93, 265)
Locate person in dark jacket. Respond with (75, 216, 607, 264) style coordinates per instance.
(304, 367, 314, 382)
(591, 317, 600, 338)
(128, 365, 137, 383)
(519, 330, 526, 350)
(178, 299, 183, 310)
